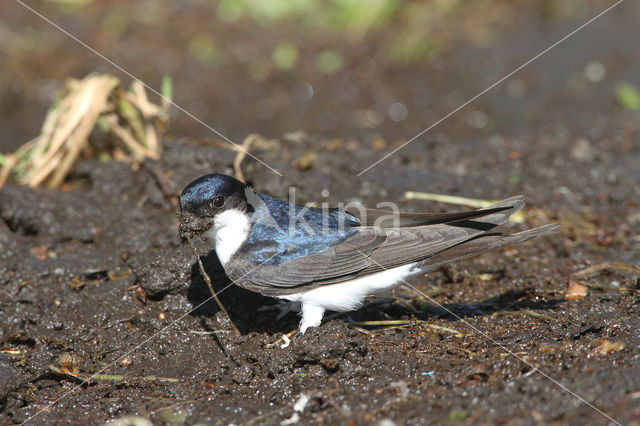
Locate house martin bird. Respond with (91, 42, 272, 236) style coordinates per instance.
(178, 174, 558, 334)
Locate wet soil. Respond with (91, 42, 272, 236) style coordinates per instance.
(1, 1, 640, 425)
(1, 127, 639, 424)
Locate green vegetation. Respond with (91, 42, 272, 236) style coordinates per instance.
(449, 409, 469, 422)
(615, 82, 640, 111)
(272, 42, 299, 71)
(316, 50, 344, 74)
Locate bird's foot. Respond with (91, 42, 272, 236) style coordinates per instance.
(258, 300, 301, 320)
(268, 328, 299, 348)
(267, 304, 326, 348)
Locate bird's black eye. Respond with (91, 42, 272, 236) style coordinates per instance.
(212, 195, 225, 208)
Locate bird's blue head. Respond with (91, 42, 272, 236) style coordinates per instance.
(178, 174, 251, 239)
(180, 174, 246, 213)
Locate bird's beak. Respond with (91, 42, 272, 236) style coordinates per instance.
(178, 222, 193, 244)
(177, 210, 214, 243)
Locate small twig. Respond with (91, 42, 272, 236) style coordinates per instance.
(0, 153, 18, 188)
(493, 309, 555, 321)
(48, 366, 93, 384)
(426, 323, 466, 336)
(0, 349, 24, 356)
(403, 191, 526, 223)
(518, 309, 556, 321)
(136, 194, 149, 209)
(233, 134, 256, 183)
(189, 330, 234, 335)
(105, 317, 136, 328)
(348, 320, 412, 327)
(404, 191, 492, 208)
(186, 237, 241, 337)
(577, 280, 635, 292)
(571, 262, 640, 279)
(91, 374, 179, 383)
(104, 114, 159, 160)
(440, 341, 475, 355)
(414, 286, 448, 298)
(147, 163, 179, 209)
(268, 328, 299, 348)
(49, 368, 179, 385)
(351, 326, 376, 336)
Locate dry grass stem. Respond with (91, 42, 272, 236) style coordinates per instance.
(404, 191, 526, 223)
(0, 73, 170, 189)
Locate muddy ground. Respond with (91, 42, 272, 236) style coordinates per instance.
(1, 1, 640, 425)
(1, 129, 639, 425)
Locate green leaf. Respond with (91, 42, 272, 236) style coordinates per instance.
(449, 409, 469, 422)
(188, 33, 224, 66)
(101, 11, 128, 39)
(118, 97, 146, 144)
(615, 82, 640, 111)
(161, 75, 173, 102)
(217, 0, 246, 23)
(272, 42, 298, 71)
(316, 50, 343, 74)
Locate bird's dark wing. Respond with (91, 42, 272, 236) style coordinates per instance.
(229, 196, 532, 296)
(345, 205, 511, 227)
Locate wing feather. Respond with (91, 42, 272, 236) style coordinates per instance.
(346, 205, 512, 227)
(228, 196, 531, 295)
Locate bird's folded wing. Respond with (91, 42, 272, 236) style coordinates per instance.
(346, 205, 512, 227)
(232, 196, 529, 294)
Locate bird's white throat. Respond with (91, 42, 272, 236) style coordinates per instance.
(203, 209, 250, 266)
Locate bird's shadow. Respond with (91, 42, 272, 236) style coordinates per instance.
(187, 250, 564, 334)
(185, 251, 299, 335)
(423, 288, 564, 321)
(186, 253, 565, 334)
(345, 287, 564, 326)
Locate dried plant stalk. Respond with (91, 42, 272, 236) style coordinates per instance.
(0, 73, 170, 189)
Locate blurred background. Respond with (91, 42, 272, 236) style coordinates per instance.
(1, 0, 637, 155)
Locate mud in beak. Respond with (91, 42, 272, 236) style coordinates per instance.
(177, 210, 215, 243)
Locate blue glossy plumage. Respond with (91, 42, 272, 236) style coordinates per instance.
(246, 194, 359, 265)
(180, 174, 244, 211)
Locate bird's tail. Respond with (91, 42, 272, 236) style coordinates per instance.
(453, 195, 526, 229)
(421, 222, 560, 271)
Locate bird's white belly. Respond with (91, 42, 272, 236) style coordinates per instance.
(280, 262, 421, 312)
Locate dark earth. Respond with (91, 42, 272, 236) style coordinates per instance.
(1, 1, 640, 424)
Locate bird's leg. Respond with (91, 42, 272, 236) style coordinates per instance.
(268, 303, 326, 348)
(299, 303, 325, 334)
(257, 300, 301, 320)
